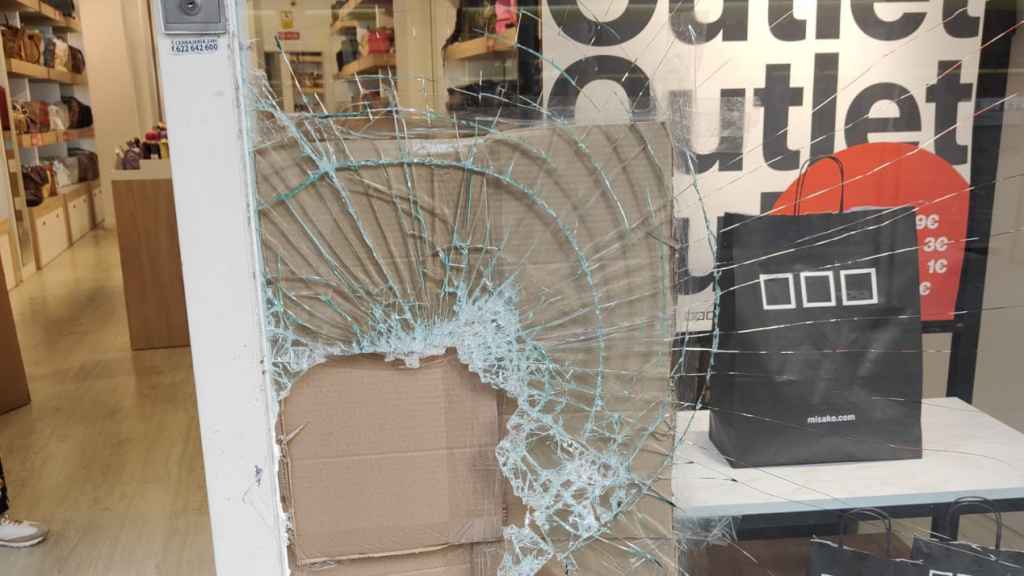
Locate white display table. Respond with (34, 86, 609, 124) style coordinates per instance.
(673, 397, 1024, 535)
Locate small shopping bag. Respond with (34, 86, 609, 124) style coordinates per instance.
(912, 497, 1024, 575)
(807, 509, 927, 576)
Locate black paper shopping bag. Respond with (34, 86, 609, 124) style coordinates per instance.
(912, 497, 1024, 575)
(709, 155, 923, 468)
(808, 509, 928, 576)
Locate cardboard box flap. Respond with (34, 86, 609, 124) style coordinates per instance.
(289, 542, 503, 576)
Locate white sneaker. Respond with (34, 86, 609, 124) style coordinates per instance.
(0, 515, 48, 548)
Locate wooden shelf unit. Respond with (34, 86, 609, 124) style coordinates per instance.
(336, 52, 395, 78)
(6, 58, 48, 80)
(4, 126, 95, 149)
(57, 177, 97, 198)
(331, 0, 392, 32)
(62, 126, 94, 141)
(6, 59, 87, 84)
(444, 29, 518, 61)
(0, 3, 94, 284)
(0, 0, 39, 14)
(3, 0, 79, 29)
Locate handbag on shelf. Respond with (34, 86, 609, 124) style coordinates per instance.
(366, 28, 393, 54)
(48, 103, 69, 131)
(912, 497, 1024, 575)
(708, 155, 923, 468)
(1, 16, 25, 61)
(62, 96, 91, 129)
(49, 157, 74, 188)
(12, 103, 29, 133)
(121, 141, 142, 170)
(68, 46, 85, 74)
(69, 148, 98, 182)
(22, 30, 42, 64)
(52, 38, 69, 71)
(22, 101, 50, 133)
(43, 36, 54, 68)
(808, 509, 928, 576)
(22, 173, 43, 207)
(14, 101, 49, 133)
(22, 164, 55, 200)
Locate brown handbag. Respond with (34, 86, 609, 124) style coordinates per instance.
(69, 148, 98, 182)
(68, 46, 84, 73)
(22, 165, 54, 200)
(17, 101, 49, 133)
(12, 103, 29, 133)
(1, 17, 24, 61)
(21, 30, 42, 64)
(63, 96, 91, 129)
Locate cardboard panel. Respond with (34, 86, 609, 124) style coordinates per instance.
(265, 122, 677, 571)
(283, 354, 503, 564)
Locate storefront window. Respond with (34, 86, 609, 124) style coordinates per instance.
(241, 1, 1024, 574)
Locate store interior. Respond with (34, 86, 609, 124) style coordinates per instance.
(0, 1, 1022, 575)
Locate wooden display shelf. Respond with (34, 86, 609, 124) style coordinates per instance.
(332, 0, 391, 30)
(336, 53, 395, 78)
(11, 1, 79, 29)
(36, 1, 58, 21)
(61, 17, 81, 31)
(62, 126, 94, 141)
(48, 68, 86, 84)
(6, 126, 95, 149)
(290, 54, 323, 64)
(0, 0, 40, 13)
(444, 29, 518, 61)
(57, 178, 96, 198)
(47, 68, 72, 83)
(5, 59, 86, 84)
(17, 131, 59, 147)
(6, 58, 49, 80)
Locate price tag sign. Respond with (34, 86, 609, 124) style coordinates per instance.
(774, 142, 969, 322)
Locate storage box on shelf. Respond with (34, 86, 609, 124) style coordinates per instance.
(0, 1, 95, 279)
(90, 178, 103, 226)
(27, 194, 68, 267)
(61, 179, 91, 242)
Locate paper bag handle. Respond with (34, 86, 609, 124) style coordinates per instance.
(794, 155, 847, 216)
(838, 507, 893, 558)
(944, 496, 1003, 549)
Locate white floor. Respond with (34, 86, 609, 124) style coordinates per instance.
(0, 229, 215, 575)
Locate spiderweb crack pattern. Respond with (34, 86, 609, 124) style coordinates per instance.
(246, 71, 678, 575)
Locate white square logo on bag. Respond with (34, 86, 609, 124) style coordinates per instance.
(760, 268, 879, 311)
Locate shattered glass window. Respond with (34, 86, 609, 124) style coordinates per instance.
(241, 1, 1024, 575)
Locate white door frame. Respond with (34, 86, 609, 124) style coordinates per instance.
(151, 1, 288, 574)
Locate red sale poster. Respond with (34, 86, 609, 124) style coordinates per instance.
(773, 143, 969, 322)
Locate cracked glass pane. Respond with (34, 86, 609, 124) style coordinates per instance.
(240, 1, 1024, 574)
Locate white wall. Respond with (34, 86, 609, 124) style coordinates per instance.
(78, 0, 162, 227)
